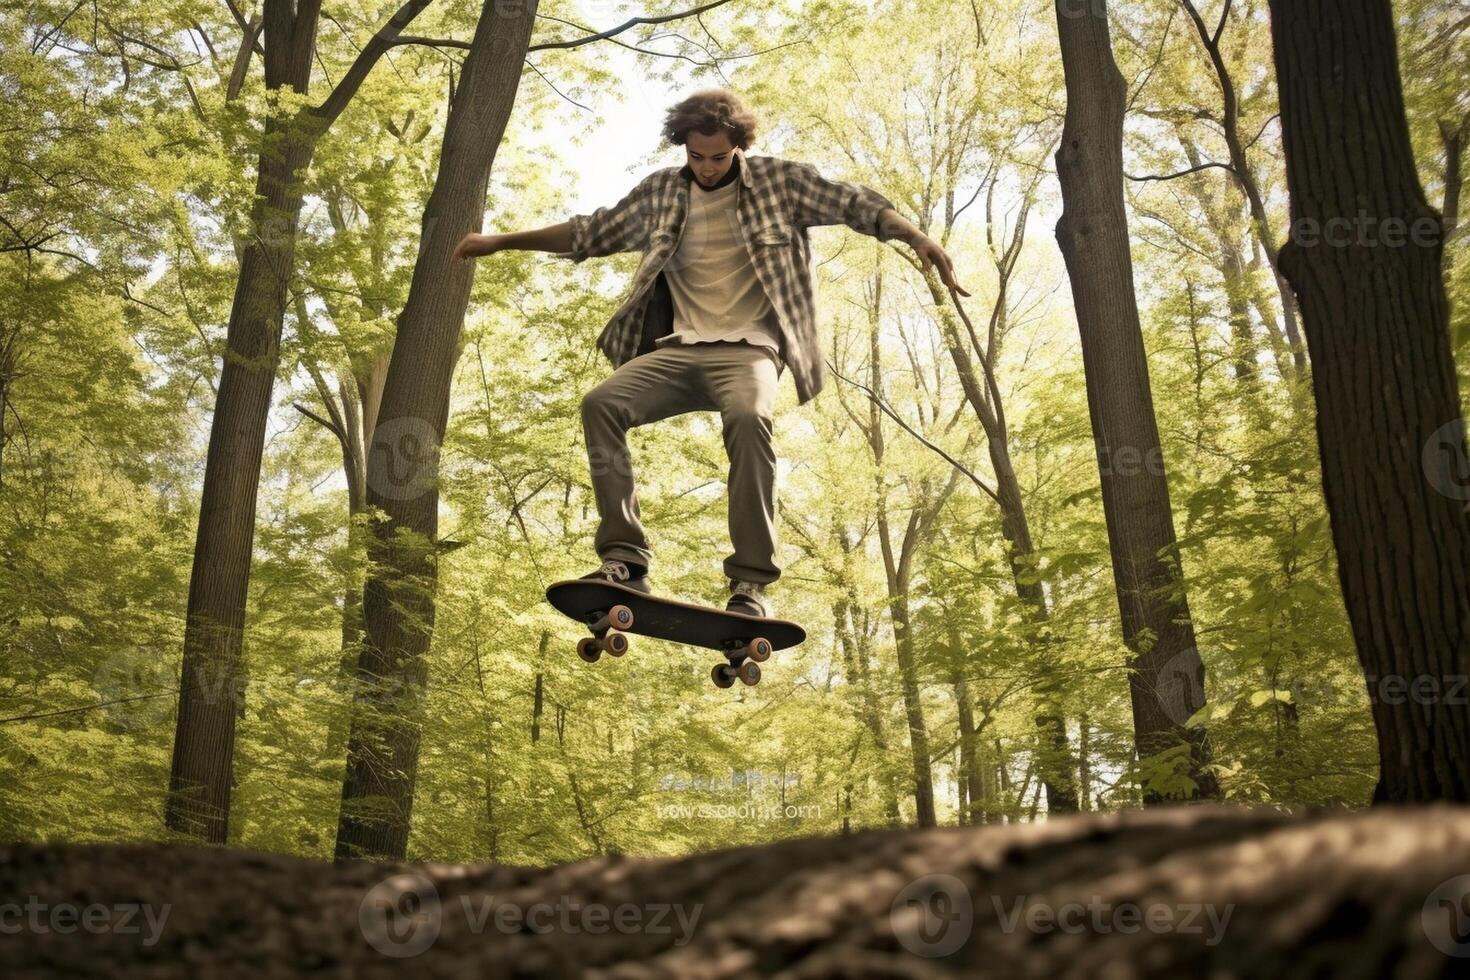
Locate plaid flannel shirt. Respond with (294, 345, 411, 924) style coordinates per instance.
(555, 150, 900, 405)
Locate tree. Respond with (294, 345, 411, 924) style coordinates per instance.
(332, 0, 541, 861)
(1052, 0, 1218, 801)
(857, 264, 959, 828)
(1177, 0, 1305, 374)
(1268, 0, 1470, 802)
(166, 0, 435, 844)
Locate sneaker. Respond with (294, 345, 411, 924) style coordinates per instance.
(726, 579, 773, 618)
(581, 559, 651, 594)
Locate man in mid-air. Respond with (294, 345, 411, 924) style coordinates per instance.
(454, 88, 966, 618)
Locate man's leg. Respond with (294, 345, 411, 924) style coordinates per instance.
(581, 346, 714, 572)
(704, 342, 782, 586)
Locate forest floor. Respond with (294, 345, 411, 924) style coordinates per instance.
(4, 804, 1470, 977)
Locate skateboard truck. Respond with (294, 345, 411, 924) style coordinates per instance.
(576, 604, 635, 663)
(709, 636, 772, 689)
(571, 602, 773, 689)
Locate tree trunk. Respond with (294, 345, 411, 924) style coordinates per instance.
(1440, 114, 1465, 249)
(940, 326, 1078, 813)
(0, 323, 16, 492)
(305, 285, 395, 762)
(166, 5, 321, 840)
(952, 669, 983, 825)
(834, 596, 880, 828)
(1078, 713, 1092, 810)
(1051, 0, 1219, 802)
(166, 0, 433, 845)
(929, 177, 1079, 815)
(864, 271, 939, 827)
(334, 0, 540, 860)
(1268, 0, 1470, 802)
(1175, 135, 1277, 379)
(20, 807, 1470, 978)
(881, 574, 936, 827)
(1180, 0, 1305, 374)
(850, 594, 901, 825)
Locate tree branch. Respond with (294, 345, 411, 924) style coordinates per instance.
(1212, 0, 1233, 47)
(826, 358, 1001, 506)
(388, 0, 748, 64)
(1125, 161, 1239, 183)
(222, 0, 266, 57)
(293, 402, 343, 440)
(526, 0, 737, 52)
(313, 0, 433, 127)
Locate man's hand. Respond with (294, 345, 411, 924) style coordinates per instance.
(452, 232, 500, 263)
(914, 236, 969, 297)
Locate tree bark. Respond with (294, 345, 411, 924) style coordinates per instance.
(334, 0, 540, 860)
(1268, 0, 1470, 802)
(1052, 0, 1218, 802)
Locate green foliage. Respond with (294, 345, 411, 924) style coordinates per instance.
(5, 0, 1462, 861)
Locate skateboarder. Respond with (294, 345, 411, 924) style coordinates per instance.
(453, 89, 966, 617)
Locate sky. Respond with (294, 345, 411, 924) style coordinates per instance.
(531, 1, 739, 214)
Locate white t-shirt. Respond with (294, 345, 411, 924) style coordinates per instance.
(656, 176, 784, 360)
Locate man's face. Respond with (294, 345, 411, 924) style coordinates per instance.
(685, 130, 738, 187)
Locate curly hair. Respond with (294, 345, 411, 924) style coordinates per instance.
(661, 88, 758, 150)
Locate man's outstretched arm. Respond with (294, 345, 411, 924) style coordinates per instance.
(453, 173, 658, 264)
(453, 222, 572, 261)
(786, 160, 969, 296)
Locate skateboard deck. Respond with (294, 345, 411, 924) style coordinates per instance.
(545, 579, 806, 688)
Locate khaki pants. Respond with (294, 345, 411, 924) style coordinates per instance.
(580, 341, 782, 585)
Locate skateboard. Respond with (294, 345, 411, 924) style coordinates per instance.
(545, 579, 807, 688)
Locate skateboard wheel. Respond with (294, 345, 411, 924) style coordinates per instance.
(602, 631, 629, 656)
(737, 661, 761, 686)
(608, 604, 634, 630)
(746, 638, 771, 663)
(577, 637, 602, 663)
(711, 663, 735, 689)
